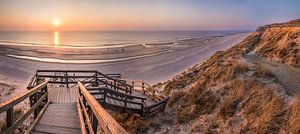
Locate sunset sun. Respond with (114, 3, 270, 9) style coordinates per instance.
(53, 18, 61, 27)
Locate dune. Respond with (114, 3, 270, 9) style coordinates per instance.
(113, 20, 300, 133)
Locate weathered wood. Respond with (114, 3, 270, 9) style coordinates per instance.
(87, 87, 146, 101)
(3, 92, 48, 134)
(77, 99, 87, 134)
(25, 101, 50, 134)
(78, 82, 128, 134)
(0, 82, 48, 113)
(32, 103, 81, 133)
(79, 96, 94, 133)
(21, 70, 168, 133)
(0, 82, 48, 133)
(33, 124, 81, 134)
(48, 87, 78, 103)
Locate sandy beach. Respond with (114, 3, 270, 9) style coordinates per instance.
(0, 33, 249, 89)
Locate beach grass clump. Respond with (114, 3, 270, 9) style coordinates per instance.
(284, 93, 300, 133)
(242, 84, 285, 133)
(163, 80, 183, 95)
(110, 112, 160, 134)
(0, 107, 23, 133)
(192, 91, 219, 114)
(254, 64, 274, 78)
(219, 79, 252, 120)
(0, 120, 6, 134)
(176, 105, 197, 123)
(167, 91, 186, 108)
(219, 96, 239, 120)
(176, 90, 219, 123)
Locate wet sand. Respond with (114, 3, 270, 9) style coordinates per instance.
(0, 33, 249, 87)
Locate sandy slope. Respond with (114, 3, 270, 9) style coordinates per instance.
(245, 55, 300, 95)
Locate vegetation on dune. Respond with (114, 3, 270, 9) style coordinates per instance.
(110, 112, 162, 134)
(285, 94, 300, 133)
(111, 20, 300, 133)
(161, 20, 299, 133)
(0, 108, 23, 133)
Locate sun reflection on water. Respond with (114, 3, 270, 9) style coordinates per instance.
(53, 31, 60, 47)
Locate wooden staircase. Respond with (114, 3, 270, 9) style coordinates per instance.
(0, 70, 169, 134)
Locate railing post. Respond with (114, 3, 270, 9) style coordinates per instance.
(103, 88, 106, 104)
(124, 96, 127, 112)
(142, 82, 145, 94)
(114, 80, 116, 90)
(92, 114, 98, 133)
(6, 108, 13, 128)
(44, 84, 48, 103)
(65, 71, 69, 88)
(95, 71, 98, 86)
(140, 104, 144, 117)
(132, 81, 134, 88)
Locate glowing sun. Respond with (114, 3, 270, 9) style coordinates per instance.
(53, 18, 61, 27)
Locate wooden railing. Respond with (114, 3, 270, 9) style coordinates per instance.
(87, 87, 146, 115)
(27, 70, 169, 117)
(0, 82, 49, 134)
(120, 79, 169, 116)
(77, 82, 128, 134)
(121, 79, 167, 102)
(30, 70, 133, 91)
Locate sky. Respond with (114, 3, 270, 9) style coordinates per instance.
(0, 0, 299, 31)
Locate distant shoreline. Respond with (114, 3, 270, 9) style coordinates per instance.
(0, 32, 249, 86)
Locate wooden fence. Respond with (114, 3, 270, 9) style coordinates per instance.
(0, 82, 49, 134)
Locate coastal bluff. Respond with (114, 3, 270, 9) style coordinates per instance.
(116, 20, 300, 133)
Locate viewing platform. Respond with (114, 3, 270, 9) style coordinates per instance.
(0, 70, 169, 134)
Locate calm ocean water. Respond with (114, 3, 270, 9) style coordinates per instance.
(0, 31, 246, 48)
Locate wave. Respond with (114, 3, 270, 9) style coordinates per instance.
(6, 50, 175, 64)
(0, 40, 141, 49)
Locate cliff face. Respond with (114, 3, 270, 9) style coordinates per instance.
(155, 20, 300, 133)
(112, 20, 300, 134)
(251, 22, 300, 66)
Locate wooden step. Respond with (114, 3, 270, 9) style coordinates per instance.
(32, 124, 81, 134)
(33, 103, 81, 133)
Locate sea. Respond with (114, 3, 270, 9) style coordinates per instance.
(0, 31, 247, 48)
(0, 30, 249, 84)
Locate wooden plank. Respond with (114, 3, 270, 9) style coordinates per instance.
(77, 98, 87, 134)
(78, 82, 128, 134)
(37, 70, 97, 73)
(25, 101, 50, 134)
(38, 117, 80, 129)
(48, 87, 78, 103)
(0, 82, 48, 113)
(79, 97, 94, 134)
(33, 124, 81, 134)
(36, 103, 81, 129)
(3, 92, 48, 134)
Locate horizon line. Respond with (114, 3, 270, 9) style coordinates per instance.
(0, 29, 253, 32)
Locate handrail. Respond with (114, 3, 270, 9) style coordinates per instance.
(97, 72, 133, 89)
(87, 87, 147, 101)
(34, 70, 129, 89)
(26, 70, 168, 117)
(0, 81, 48, 113)
(27, 75, 37, 89)
(97, 79, 132, 94)
(120, 79, 168, 101)
(78, 82, 128, 134)
(0, 81, 49, 134)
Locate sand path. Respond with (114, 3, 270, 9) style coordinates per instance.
(245, 55, 300, 95)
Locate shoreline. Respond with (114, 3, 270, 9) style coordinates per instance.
(0, 32, 249, 86)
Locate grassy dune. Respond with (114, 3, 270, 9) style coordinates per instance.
(112, 20, 300, 133)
